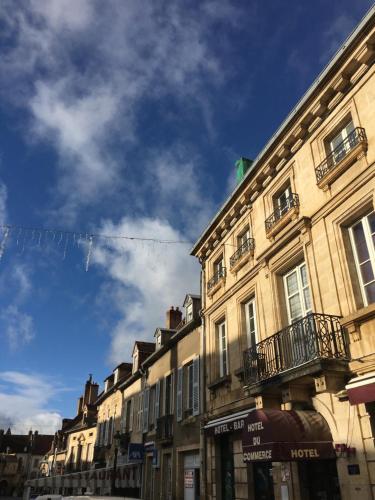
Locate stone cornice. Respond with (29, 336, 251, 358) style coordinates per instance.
(191, 15, 375, 261)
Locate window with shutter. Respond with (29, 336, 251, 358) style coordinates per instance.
(104, 420, 108, 445)
(143, 387, 150, 433)
(192, 356, 200, 416)
(176, 367, 183, 422)
(129, 398, 133, 432)
(138, 393, 143, 431)
(155, 380, 161, 423)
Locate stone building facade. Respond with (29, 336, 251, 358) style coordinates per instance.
(191, 6, 375, 500)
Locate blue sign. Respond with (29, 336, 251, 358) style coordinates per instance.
(128, 443, 144, 462)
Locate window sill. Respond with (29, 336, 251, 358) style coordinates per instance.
(208, 374, 231, 392)
(265, 205, 299, 239)
(230, 250, 254, 274)
(207, 277, 225, 297)
(316, 139, 367, 191)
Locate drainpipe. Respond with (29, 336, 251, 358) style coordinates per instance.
(199, 262, 207, 500)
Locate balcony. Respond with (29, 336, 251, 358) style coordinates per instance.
(207, 267, 226, 296)
(230, 238, 255, 273)
(265, 193, 299, 238)
(243, 313, 348, 386)
(156, 415, 173, 443)
(315, 127, 367, 190)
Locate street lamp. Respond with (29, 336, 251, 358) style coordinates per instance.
(111, 431, 121, 496)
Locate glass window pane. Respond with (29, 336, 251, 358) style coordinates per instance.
(303, 288, 312, 312)
(360, 261, 375, 284)
(289, 294, 302, 321)
(286, 272, 298, 295)
(368, 212, 375, 235)
(365, 282, 375, 305)
(352, 222, 370, 263)
(300, 264, 308, 287)
(346, 121, 354, 135)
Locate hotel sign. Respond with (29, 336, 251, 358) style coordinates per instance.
(242, 409, 335, 462)
(207, 416, 246, 436)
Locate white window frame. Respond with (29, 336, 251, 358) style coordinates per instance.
(244, 297, 257, 348)
(186, 303, 193, 322)
(349, 212, 375, 306)
(238, 227, 250, 249)
(329, 119, 355, 163)
(217, 320, 228, 377)
(214, 256, 224, 276)
(275, 184, 292, 216)
(283, 262, 312, 324)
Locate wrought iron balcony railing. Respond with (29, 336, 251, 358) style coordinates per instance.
(243, 313, 348, 384)
(230, 238, 255, 269)
(265, 193, 299, 233)
(156, 414, 173, 441)
(207, 267, 226, 291)
(315, 127, 366, 184)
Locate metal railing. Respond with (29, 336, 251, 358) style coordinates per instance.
(207, 267, 226, 291)
(315, 127, 367, 183)
(243, 313, 348, 384)
(156, 415, 173, 441)
(230, 238, 255, 268)
(265, 193, 299, 233)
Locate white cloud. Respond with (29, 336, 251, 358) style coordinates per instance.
(93, 216, 200, 364)
(0, 1, 241, 220)
(0, 371, 63, 434)
(0, 305, 35, 351)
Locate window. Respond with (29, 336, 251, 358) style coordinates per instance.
(329, 119, 355, 164)
(186, 303, 193, 322)
(283, 262, 312, 323)
(186, 363, 194, 412)
(214, 256, 224, 277)
(133, 351, 138, 374)
(164, 373, 174, 416)
(238, 226, 250, 249)
(244, 298, 257, 348)
(149, 385, 156, 430)
(274, 184, 292, 217)
(349, 212, 375, 305)
(138, 393, 144, 431)
(217, 320, 228, 377)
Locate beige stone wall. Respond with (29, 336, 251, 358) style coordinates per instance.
(195, 15, 375, 500)
(66, 426, 97, 466)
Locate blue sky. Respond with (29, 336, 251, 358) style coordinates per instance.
(0, 0, 373, 433)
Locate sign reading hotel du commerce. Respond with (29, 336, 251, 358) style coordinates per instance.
(242, 409, 335, 462)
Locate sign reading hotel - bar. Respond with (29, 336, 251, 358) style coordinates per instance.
(207, 416, 245, 436)
(242, 409, 335, 462)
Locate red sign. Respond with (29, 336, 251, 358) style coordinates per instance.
(242, 409, 335, 462)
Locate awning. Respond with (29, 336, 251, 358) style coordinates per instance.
(346, 373, 375, 405)
(242, 409, 335, 462)
(204, 409, 253, 436)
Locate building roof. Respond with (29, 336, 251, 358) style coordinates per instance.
(134, 341, 156, 353)
(191, 5, 375, 255)
(0, 431, 53, 456)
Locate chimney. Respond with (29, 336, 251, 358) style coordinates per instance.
(166, 306, 182, 330)
(77, 396, 84, 414)
(88, 383, 99, 404)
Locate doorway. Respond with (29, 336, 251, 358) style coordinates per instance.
(253, 462, 275, 500)
(298, 459, 341, 500)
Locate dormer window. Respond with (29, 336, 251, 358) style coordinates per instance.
(114, 369, 119, 385)
(132, 351, 138, 374)
(157, 333, 162, 347)
(186, 303, 193, 322)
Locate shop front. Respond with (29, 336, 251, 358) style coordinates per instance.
(242, 409, 341, 500)
(204, 409, 251, 500)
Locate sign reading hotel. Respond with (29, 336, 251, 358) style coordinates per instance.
(242, 409, 335, 462)
(207, 417, 245, 436)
